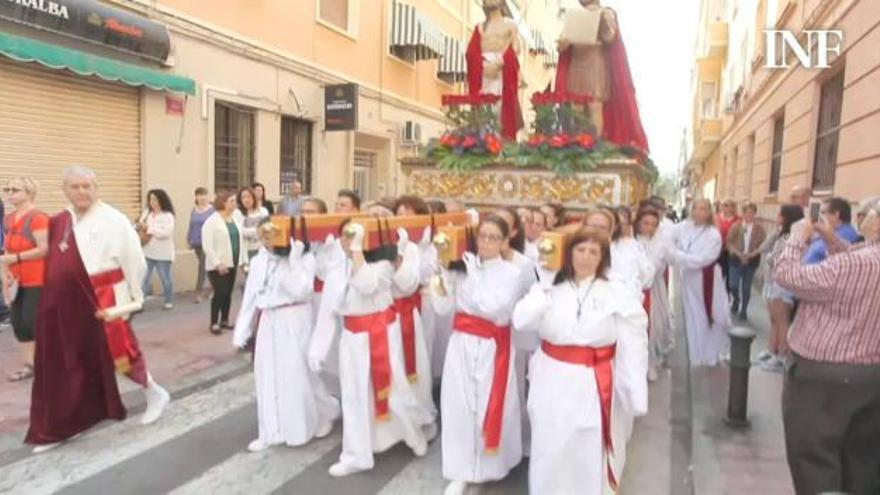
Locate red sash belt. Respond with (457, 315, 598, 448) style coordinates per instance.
(643, 289, 652, 336)
(453, 312, 511, 454)
(344, 307, 396, 420)
(541, 340, 618, 489)
(393, 292, 422, 383)
(89, 268, 138, 375)
(702, 264, 715, 325)
(313, 277, 324, 293)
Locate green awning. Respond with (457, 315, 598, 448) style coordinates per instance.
(0, 31, 195, 95)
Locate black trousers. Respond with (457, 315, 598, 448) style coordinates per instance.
(783, 354, 880, 495)
(207, 268, 237, 325)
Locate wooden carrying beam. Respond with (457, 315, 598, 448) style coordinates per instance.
(293, 213, 369, 244)
(432, 211, 470, 228)
(537, 231, 568, 271)
(434, 225, 472, 265)
(382, 214, 432, 243)
(269, 215, 292, 248)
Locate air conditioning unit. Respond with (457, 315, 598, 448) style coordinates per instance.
(401, 121, 422, 146)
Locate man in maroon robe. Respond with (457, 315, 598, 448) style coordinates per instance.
(25, 166, 169, 453)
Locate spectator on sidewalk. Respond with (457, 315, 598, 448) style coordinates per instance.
(235, 187, 269, 262)
(726, 202, 766, 320)
(774, 196, 880, 495)
(251, 182, 274, 215)
(1, 177, 49, 382)
(138, 189, 176, 310)
(202, 191, 247, 335)
(0, 196, 8, 324)
(334, 189, 361, 213)
(187, 187, 214, 303)
(759, 204, 804, 372)
(277, 180, 304, 216)
(804, 196, 860, 264)
(714, 199, 740, 290)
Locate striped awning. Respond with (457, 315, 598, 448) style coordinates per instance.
(530, 28, 548, 55)
(438, 35, 466, 83)
(390, 1, 444, 61)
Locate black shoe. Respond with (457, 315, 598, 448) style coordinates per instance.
(220, 321, 233, 330)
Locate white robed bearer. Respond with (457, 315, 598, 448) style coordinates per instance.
(233, 220, 340, 452)
(308, 221, 432, 477)
(669, 199, 731, 366)
(390, 227, 438, 436)
(635, 207, 675, 381)
(512, 227, 648, 495)
(431, 214, 523, 495)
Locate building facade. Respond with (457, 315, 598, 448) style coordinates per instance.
(0, 0, 561, 287)
(685, 0, 880, 219)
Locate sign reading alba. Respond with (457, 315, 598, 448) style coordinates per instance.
(0, 0, 171, 62)
(324, 83, 358, 132)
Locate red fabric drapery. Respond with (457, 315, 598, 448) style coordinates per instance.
(393, 292, 423, 382)
(465, 26, 522, 141)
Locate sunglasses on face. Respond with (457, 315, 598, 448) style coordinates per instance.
(2, 187, 22, 193)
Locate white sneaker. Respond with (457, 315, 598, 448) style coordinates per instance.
(410, 438, 428, 457)
(444, 481, 467, 495)
(315, 420, 334, 438)
(757, 350, 774, 362)
(141, 380, 170, 425)
(163, 303, 174, 310)
(247, 439, 270, 452)
(328, 461, 368, 477)
(32, 442, 62, 454)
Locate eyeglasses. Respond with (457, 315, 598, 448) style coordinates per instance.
(2, 187, 22, 193)
(478, 233, 503, 243)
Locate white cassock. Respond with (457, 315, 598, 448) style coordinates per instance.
(507, 250, 540, 455)
(309, 259, 432, 470)
(609, 237, 656, 298)
(512, 279, 648, 495)
(433, 258, 523, 483)
(311, 238, 346, 389)
(391, 241, 437, 421)
(638, 233, 675, 362)
(669, 221, 730, 366)
(524, 240, 540, 263)
(416, 231, 451, 380)
(73, 201, 146, 311)
(233, 248, 340, 447)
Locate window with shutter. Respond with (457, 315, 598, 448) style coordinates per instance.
(214, 102, 255, 193)
(812, 70, 844, 190)
(769, 114, 784, 193)
(280, 118, 313, 195)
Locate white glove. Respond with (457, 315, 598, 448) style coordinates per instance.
(308, 355, 324, 373)
(348, 223, 366, 252)
(463, 251, 480, 275)
(324, 234, 336, 245)
(466, 208, 480, 226)
(396, 228, 410, 254)
(289, 240, 305, 261)
(418, 226, 432, 248)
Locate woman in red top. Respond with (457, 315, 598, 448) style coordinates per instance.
(1, 177, 49, 382)
(715, 199, 740, 295)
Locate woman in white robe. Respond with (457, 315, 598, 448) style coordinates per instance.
(308, 223, 432, 477)
(390, 228, 437, 433)
(513, 227, 648, 495)
(669, 199, 731, 366)
(232, 224, 339, 452)
(432, 215, 524, 495)
(635, 207, 675, 381)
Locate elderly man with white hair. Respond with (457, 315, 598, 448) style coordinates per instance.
(774, 195, 880, 495)
(25, 166, 170, 453)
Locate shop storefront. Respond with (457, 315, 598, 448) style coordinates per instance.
(0, 0, 194, 217)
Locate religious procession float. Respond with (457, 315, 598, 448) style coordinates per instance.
(401, 0, 657, 211)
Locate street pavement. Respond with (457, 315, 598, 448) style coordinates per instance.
(0, 278, 795, 494)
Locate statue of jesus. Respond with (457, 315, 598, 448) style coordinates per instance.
(465, 0, 523, 141)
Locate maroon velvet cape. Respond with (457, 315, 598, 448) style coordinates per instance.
(25, 210, 125, 445)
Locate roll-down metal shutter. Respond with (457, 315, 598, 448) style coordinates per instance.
(0, 58, 141, 218)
